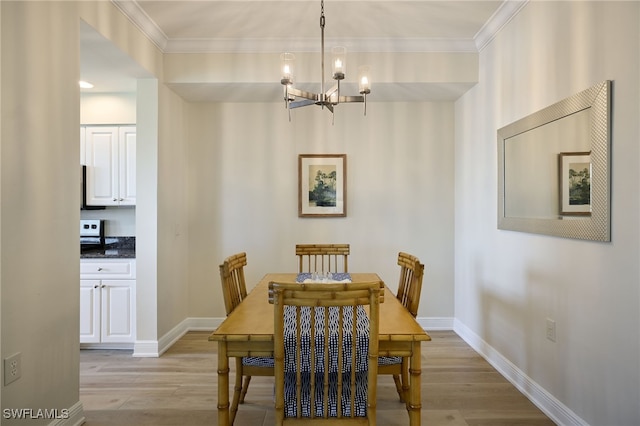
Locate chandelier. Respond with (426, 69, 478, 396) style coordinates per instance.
(280, 0, 371, 120)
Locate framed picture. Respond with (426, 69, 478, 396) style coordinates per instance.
(559, 151, 591, 216)
(298, 154, 346, 217)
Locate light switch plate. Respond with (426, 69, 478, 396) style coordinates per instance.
(546, 318, 556, 342)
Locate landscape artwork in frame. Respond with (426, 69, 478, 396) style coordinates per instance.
(559, 151, 591, 216)
(298, 154, 346, 217)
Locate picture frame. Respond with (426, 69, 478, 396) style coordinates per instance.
(559, 151, 591, 216)
(298, 154, 347, 217)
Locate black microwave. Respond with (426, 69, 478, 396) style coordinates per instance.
(81, 165, 105, 210)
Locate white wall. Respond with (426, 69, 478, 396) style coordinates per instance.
(135, 79, 160, 347)
(1, 1, 167, 420)
(454, 2, 640, 425)
(1, 1, 81, 422)
(81, 92, 136, 125)
(156, 84, 190, 339)
(186, 101, 456, 322)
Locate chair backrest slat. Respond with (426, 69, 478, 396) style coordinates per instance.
(219, 252, 248, 315)
(296, 244, 350, 273)
(395, 252, 425, 318)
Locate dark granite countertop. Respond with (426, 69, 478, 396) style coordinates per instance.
(81, 237, 135, 259)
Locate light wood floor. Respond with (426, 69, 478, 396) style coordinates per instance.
(80, 330, 556, 426)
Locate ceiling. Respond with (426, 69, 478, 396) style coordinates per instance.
(80, 0, 525, 101)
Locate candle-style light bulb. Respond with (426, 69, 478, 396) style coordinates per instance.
(358, 66, 371, 94)
(334, 59, 343, 73)
(331, 46, 346, 80)
(280, 52, 295, 85)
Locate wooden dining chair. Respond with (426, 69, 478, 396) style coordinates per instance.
(269, 280, 382, 425)
(296, 243, 350, 273)
(377, 252, 425, 402)
(219, 252, 274, 425)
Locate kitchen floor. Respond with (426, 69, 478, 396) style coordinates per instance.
(80, 330, 556, 426)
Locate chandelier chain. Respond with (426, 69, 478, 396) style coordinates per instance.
(320, 0, 325, 99)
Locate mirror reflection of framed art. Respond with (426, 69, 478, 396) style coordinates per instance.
(559, 151, 591, 216)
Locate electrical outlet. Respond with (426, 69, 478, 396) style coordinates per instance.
(546, 318, 556, 342)
(4, 352, 22, 385)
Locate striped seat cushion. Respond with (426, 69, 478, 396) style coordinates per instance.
(242, 356, 274, 368)
(378, 356, 402, 366)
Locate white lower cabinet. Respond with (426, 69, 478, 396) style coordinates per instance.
(80, 259, 136, 346)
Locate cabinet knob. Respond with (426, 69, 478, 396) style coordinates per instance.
(94, 285, 99, 289)
(101, 284, 106, 288)
(97, 267, 103, 271)
(113, 198, 118, 202)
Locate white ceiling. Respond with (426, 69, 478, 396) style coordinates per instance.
(80, 0, 525, 101)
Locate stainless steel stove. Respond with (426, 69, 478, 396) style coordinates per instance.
(80, 219, 105, 250)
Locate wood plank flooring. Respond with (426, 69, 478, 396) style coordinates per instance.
(80, 330, 556, 425)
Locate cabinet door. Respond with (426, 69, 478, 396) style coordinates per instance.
(101, 280, 136, 343)
(80, 280, 101, 343)
(80, 127, 86, 165)
(118, 127, 136, 205)
(85, 126, 119, 206)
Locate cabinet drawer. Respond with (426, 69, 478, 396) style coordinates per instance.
(81, 259, 136, 279)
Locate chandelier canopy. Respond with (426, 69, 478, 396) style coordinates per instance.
(280, 0, 371, 119)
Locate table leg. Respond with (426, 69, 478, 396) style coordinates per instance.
(217, 341, 230, 426)
(408, 341, 422, 426)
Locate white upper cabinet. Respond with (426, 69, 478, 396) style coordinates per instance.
(80, 126, 86, 164)
(84, 126, 136, 206)
(118, 126, 137, 205)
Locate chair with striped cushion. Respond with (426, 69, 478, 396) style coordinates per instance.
(269, 280, 382, 425)
(219, 252, 274, 425)
(378, 252, 425, 402)
(296, 244, 350, 274)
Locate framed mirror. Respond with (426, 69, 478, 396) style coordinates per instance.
(497, 80, 611, 241)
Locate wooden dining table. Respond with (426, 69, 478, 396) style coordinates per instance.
(209, 272, 431, 426)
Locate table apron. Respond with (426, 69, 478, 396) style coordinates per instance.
(226, 340, 274, 358)
(379, 340, 416, 358)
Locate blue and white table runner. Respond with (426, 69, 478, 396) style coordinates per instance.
(296, 272, 352, 283)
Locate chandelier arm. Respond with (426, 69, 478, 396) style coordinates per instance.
(324, 83, 339, 97)
(338, 95, 365, 103)
(290, 99, 317, 109)
(325, 102, 334, 114)
(287, 87, 318, 101)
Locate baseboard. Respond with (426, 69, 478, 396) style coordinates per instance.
(454, 319, 588, 426)
(417, 316, 454, 330)
(132, 339, 160, 357)
(80, 342, 133, 350)
(133, 317, 224, 357)
(46, 401, 84, 426)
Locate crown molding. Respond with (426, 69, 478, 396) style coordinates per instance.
(162, 37, 479, 54)
(475, 0, 528, 52)
(112, 0, 525, 54)
(112, 0, 168, 51)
